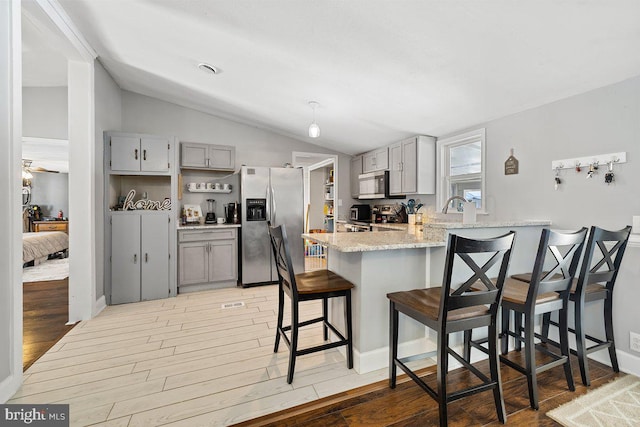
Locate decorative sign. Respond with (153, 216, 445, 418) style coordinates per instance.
(504, 148, 519, 175)
(123, 189, 171, 211)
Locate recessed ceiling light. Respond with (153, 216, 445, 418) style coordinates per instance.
(198, 63, 221, 75)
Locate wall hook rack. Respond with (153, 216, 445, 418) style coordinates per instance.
(551, 152, 626, 171)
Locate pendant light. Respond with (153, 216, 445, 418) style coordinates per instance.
(308, 101, 320, 138)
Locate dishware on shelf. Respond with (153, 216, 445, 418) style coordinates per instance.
(188, 182, 196, 191)
(206, 182, 213, 189)
(199, 182, 206, 189)
(217, 217, 226, 224)
(214, 183, 222, 190)
(223, 183, 232, 190)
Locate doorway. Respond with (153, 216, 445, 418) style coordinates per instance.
(292, 152, 337, 271)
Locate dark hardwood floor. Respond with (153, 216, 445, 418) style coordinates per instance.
(23, 278, 75, 371)
(238, 351, 620, 426)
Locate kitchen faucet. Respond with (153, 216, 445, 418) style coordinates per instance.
(441, 196, 469, 214)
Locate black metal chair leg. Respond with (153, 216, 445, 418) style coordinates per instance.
(287, 303, 300, 384)
(463, 330, 472, 362)
(274, 288, 284, 352)
(541, 312, 551, 343)
(389, 301, 398, 389)
(515, 312, 523, 351)
(559, 306, 575, 391)
(574, 298, 589, 386)
(345, 291, 353, 369)
(604, 295, 619, 373)
(437, 332, 449, 427)
(501, 307, 509, 355)
(524, 313, 539, 410)
(322, 297, 329, 341)
(489, 322, 506, 424)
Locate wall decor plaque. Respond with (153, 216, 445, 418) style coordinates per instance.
(123, 189, 171, 211)
(504, 149, 519, 175)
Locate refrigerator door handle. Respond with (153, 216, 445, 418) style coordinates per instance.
(265, 184, 271, 222)
(271, 185, 277, 225)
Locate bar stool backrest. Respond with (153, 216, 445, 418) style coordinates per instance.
(268, 223, 299, 299)
(440, 232, 516, 324)
(528, 228, 588, 302)
(576, 226, 632, 294)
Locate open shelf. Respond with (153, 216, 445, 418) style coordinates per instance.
(187, 188, 232, 193)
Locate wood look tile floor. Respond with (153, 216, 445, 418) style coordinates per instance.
(12, 285, 416, 426)
(12, 284, 619, 427)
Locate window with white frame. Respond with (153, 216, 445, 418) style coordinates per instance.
(437, 128, 486, 212)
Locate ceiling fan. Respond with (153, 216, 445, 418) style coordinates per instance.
(22, 159, 60, 175)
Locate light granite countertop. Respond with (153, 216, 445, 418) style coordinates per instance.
(302, 227, 446, 253)
(177, 223, 241, 230)
(304, 220, 551, 252)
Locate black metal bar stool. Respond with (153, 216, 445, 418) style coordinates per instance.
(530, 225, 631, 386)
(388, 232, 515, 427)
(268, 223, 354, 384)
(495, 228, 587, 410)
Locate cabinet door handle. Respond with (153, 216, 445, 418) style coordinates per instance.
(134, 149, 138, 160)
(133, 254, 137, 264)
(143, 149, 147, 161)
(145, 253, 148, 263)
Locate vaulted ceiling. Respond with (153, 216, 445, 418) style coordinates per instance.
(29, 1, 640, 155)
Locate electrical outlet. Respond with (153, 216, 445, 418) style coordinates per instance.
(630, 331, 640, 353)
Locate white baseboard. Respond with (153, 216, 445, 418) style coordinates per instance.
(92, 295, 106, 318)
(588, 348, 640, 377)
(352, 338, 437, 374)
(178, 282, 237, 293)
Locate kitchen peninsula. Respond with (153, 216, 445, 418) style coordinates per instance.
(302, 220, 551, 373)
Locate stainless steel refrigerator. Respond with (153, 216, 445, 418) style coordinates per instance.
(241, 166, 304, 286)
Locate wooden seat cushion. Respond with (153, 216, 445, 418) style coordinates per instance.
(387, 288, 489, 322)
(295, 270, 354, 294)
(502, 277, 560, 305)
(512, 274, 606, 297)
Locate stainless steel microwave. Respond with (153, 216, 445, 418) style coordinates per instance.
(358, 170, 389, 199)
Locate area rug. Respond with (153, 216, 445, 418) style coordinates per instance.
(22, 258, 69, 283)
(547, 374, 640, 426)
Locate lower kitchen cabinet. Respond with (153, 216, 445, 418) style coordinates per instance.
(178, 228, 238, 290)
(111, 212, 170, 304)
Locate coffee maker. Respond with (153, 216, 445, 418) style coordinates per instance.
(225, 202, 240, 224)
(205, 199, 216, 224)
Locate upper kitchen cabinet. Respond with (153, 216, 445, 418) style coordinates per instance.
(362, 147, 388, 173)
(109, 134, 172, 174)
(180, 142, 235, 171)
(389, 135, 436, 195)
(350, 155, 363, 198)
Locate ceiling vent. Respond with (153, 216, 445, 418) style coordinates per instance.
(198, 62, 221, 75)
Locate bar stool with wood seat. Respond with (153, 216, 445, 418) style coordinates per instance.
(496, 228, 587, 410)
(268, 223, 354, 384)
(388, 231, 516, 427)
(531, 225, 631, 386)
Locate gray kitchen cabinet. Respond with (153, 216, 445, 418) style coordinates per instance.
(178, 228, 238, 290)
(111, 213, 170, 304)
(362, 147, 388, 173)
(389, 135, 436, 195)
(109, 134, 171, 173)
(181, 142, 235, 171)
(350, 155, 363, 198)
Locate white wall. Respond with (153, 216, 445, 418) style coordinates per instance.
(29, 172, 69, 217)
(94, 60, 121, 307)
(119, 91, 353, 219)
(442, 75, 640, 229)
(440, 74, 640, 368)
(0, 0, 22, 402)
(22, 86, 67, 139)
